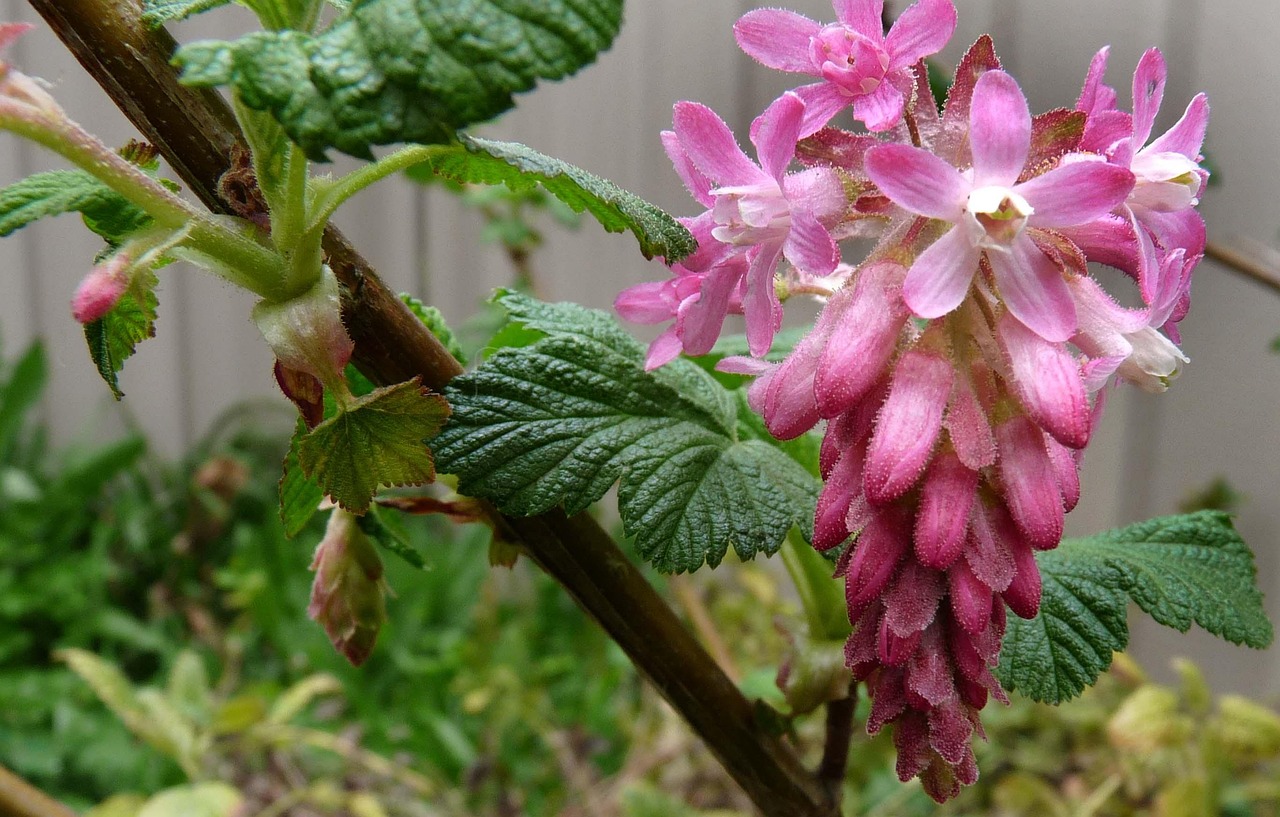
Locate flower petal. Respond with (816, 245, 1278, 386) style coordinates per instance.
(865, 143, 968, 220)
(1018, 159, 1134, 228)
(784, 206, 839, 276)
(988, 234, 1077, 342)
(734, 8, 823, 74)
(1076, 46, 1116, 116)
(853, 81, 907, 132)
(644, 326, 683, 370)
(744, 243, 784, 356)
(969, 70, 1031, 187)
(885, 0, 957, 71)
(1131, 48, 1167, 148)
(902, 225, 980, 319)
(614, 280, 676, 324)
(661, 130, 714, 208)
(673, 101, 768, 187)
(677, 264, 742, 355)
(751, 92, 805, 180)
(793, 81, 855, 138)
(814, 262, 909, 417)
(833, 0, 885, 39)
(1147, 93, 1209, 159)
(914, 451, 977, 569)
(995, 417, 1064, 550)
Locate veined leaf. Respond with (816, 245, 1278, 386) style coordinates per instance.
(84, 270, 160, 400)
(0, 170, 151, 244)
(297, 378, 450, 514)
(408, 136, 695, 262)
(432, 292, 819, 573)
(174, 0, 625, 161)
(997, 512, 1272, 704)
(279, 418, 325, 537)
(141, 0, 232, 26)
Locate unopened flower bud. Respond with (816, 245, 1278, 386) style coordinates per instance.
(308, 508, 387, 666)
(253, 266, 354, 392)
(71, 251, 131, 323)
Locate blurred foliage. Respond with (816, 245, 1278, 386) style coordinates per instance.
(6, 336, 1280, 816)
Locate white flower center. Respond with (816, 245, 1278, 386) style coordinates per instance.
(966, 186, 1034, 248)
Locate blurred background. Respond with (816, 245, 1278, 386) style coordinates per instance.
(0, 0, 1279, 813)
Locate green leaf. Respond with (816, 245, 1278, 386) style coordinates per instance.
(0, 170, 151, 244)
(997, 512, 1273, 704)
(279, 418, 325, 537)
(140, 0, 232, 26)
(174, 0, 625, 161)
(0, 342, 47, 460)
(297, 379, 450, 513)
(356, 506, 427, 569)
(432, 292, 820, 573)
(83, 270, 160, 399)
(400, 293, 467, 365)
(409, 136, 696, 262)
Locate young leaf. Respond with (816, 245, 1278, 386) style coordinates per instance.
(409, 137, 696, 262)
(400, 293, 466, 365)
(0, 169, 151, 244)
(279, 418, 325, 537)
(297, 379, 450, 514)
(83, 270, 160, 399)
(432, 292, 820, 573)
(356, 507, 427, 569)
(141, 0, 231, 26)
(997, 511, 1273, 704)
(174, 0, 625, 161)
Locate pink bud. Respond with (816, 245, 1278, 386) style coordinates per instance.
(894, 711, 933, 781)
(948, 560, 994, 634)
(1044, 432, 1082, 512)
(999, 312, 1091, 449)
(996, 415, 1065, 549)
(71, 252, 131, 323)
(878, 615, 923, 666)
(813, 444, 865, 551)
(927, 700, 975, 766)
(883, 560, 945, 638)
(964, 503, 1017, 592)
(906, 626, 957, 707)
(843, 507, 911, 612)
(814, 262, 909, 418)
(1003, 537, 1043, 619)
(914, 452, 978, 568)
(867, 667, 908, 733)
(944, 367, 997, 470)
(864, 350, 953, 504)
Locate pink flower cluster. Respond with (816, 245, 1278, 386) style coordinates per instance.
(617, 0, 1209, 802)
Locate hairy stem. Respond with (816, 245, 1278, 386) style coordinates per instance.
(1206, 238, 1280, 298)
(28, 2, 838, 814)
(306, 143, 450, 234)
(0, 765, 77, 817)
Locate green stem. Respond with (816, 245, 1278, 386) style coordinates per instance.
(781, 529, 850, 642)
(306, 143, 451, 235)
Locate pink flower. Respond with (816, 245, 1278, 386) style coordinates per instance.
(735, 0, 957, 134)
(1077, 48, 1209, 312)
(864, 70, 1135, 342)
(71, 251, 132, 323)
(667, 92, 845, 355)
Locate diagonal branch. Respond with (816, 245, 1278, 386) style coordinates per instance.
(24, 2, 836, 815)
(0, 765, 77, 817)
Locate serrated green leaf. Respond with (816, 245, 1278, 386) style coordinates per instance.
(997, 511, 1273, 704)
(84, 270, 160, 399)
(409, 136, 695, 262)
(400, 293, 466, 365)
(298, 379, 449, 513)
(0, 170, 151, 244)
(433, 292, 819, 573)
(140, 0, 231, 26)
(174, 0, 624, 161)
(279, 418, 325, 537)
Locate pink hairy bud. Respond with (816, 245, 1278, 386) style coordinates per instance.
(995, 415, 1065, 549)
(842, 507, 911, 612)
(947, 560, 994, 634)
(1003, 536, 1043, 619)
(71, 252, 131, 323)
(863, 349, 953, 504)
(914, 452, 978, 568)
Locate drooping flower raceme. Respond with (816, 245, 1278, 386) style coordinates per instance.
(619, 4, 1209, 802)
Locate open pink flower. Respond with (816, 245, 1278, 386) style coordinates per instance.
(864, 70, 1134, 342)
(668, 92, 844, 355)
(735, 0, 957, 134)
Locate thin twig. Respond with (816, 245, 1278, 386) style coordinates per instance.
(1205, 238, 1280, 298)
(816, 682, 857, 793)
(0, 766, 78, 817)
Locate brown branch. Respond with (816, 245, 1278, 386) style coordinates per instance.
(0, 766, 77, 817)
(1206, 238, 1280, 298)
(816, 682, 857, 794)
(24, 2, 836, 814)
